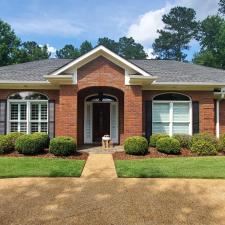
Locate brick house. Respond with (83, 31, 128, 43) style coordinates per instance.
(1, 45, 225, 145)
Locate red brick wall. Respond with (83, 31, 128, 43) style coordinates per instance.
(143, 90, 216, 135)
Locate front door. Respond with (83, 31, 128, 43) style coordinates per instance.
(92, 103, 110, 143)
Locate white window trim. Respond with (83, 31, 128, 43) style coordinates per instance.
(7, 99, 48, 134)
(152, 100, 192, 136)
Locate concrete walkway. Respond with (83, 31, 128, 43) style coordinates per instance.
(81, 154, 117, 178)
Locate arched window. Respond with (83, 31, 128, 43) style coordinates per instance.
(8, 92, 48, 134)
(152, 93, 192, 136)
(86, 93, 117, 102)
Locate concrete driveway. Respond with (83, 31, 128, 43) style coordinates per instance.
(1, 177, 225, 225)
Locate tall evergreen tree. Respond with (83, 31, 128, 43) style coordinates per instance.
(0, 19, 20, 66)
(153, 6, 198, 61)
(79, 40, 93, 55)
(97, 37, 119, 53)
(56, 44, 80, 59)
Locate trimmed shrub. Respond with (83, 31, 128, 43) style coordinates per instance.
(32, 132, 49, 149)
(49, 136, 76, 156)
(124, 136, 148, 155)
(15, 134, 44, 155)
(149, 133, 169, 147)
(0, 132, 24, 154)
(156, 137, 181, 154)
(173, 134, 192, 149)
(219, 134, 225, 152)
(191, 139, 217, 156)
(190, 133, 219, 150)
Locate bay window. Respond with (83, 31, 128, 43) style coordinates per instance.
(152, 93, 192, 136)
(8, 92, 48, 134)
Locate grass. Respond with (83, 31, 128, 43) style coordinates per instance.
(0, 157, 85, 178)
(115, 156, 225, 179)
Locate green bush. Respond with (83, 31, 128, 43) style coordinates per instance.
(173, 134, 192, 149)
(15, 134, 44, 155)
(0, 132, 24, 154)
(32, 132, 49, 149)
(49, 136, 76, 156)
(124, 136, 148, 155)
(190, 133, 219, 150)
(219, 134, 225, 151)
(156, 137, 181, 154)
(149, 133, 169, 147)
(191, 139, 217, 156)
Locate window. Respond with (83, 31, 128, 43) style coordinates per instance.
(152, 93, 192, 136)
(8, 92, 48, 133)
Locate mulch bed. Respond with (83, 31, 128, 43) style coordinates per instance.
(113, 147, 225, 160)
(0, 149, 89, 160)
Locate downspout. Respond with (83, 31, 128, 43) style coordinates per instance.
(216, 100, 220, 138)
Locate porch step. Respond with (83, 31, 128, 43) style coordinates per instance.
(81, 154, 117, 178)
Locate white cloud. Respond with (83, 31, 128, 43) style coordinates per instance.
(127, 0, 219, 46)
(10, 18, 83, 37)
(39, 43, 57, 58)
(145, 48, 156, 59)
(127, 5, 171, 44)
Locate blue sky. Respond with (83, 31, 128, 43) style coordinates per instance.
(0, 0, 220, 60)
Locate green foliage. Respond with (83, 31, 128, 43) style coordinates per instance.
(49, 136, 76, 156)
(191, 140, 217, 156)
(149, 133, 170, 147)
(219, 0, 225, 15)
(56, 44, 80, 59)
(0, 132, 24, 154)
(173, 134, 192, 149)
(0, 19, 21, 66)
(97, 37, 119, 53)
(153, 6, 198, 61)
(31, 132, 49, 149)
(16, 41, 50, 63)
(79, 40, 93, 55)
(124, 136, 148, 155)
(190, 133, 219, 150)
(193, 15, 225, 69)
(219, 134, 225, 151)
(156, 137, 181, 154)
(15, 134, 45, 155)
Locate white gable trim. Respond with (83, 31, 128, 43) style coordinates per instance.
(50, 45, 153, 77)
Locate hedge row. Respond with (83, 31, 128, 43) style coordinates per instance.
(0, 133, 76, 156)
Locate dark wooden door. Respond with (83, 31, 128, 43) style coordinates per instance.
(93, 103, 110, 143)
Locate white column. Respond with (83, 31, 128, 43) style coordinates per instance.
(216, 100, 220, 138)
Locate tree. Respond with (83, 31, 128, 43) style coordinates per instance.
(193, 16, 225, 69)
(219, 0, 225, 15)
(153, 6, 198, 61)
(118, 37, 147, 59)
(0, 19, 20, 66)
(56, 44, 80, 59)
(80, 40, 93, 55)
(16, 41, 50, 63)
(97, 37, 119, 53)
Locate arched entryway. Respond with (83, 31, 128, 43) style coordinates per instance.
(77, 87, 124, 145)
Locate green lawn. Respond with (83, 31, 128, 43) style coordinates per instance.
(115, 157, 225, 179)
(0, 157, 85, 178)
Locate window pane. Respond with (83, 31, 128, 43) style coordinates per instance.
(20, 122, 27, 133)
(152, 122, 170, 134)
(10, 122, 18, 132)
(20, 104, 27, 120)
(31, 122, 39, 133)
(173, 123, 189, 134)
(10, 104, 18, 120)
(173, 103, 190, 122)
(153, 103, 170, 122)
(31, 104, 39, 120)
(41, 122, 48, 132)
(41, 104, 47, 120)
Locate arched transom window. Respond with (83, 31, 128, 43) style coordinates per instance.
(8, 92, 48, 133)
(152, 93, 192, 136)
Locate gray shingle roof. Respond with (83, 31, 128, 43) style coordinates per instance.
(0, 59, 72, 81)
(130, 59, 225, 83)
(1, 58, 225, 84)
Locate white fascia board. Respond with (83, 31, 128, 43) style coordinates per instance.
(152, 81, 225, 86)
(50, 45, 153, 77)
(0, 80, 50, 84)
